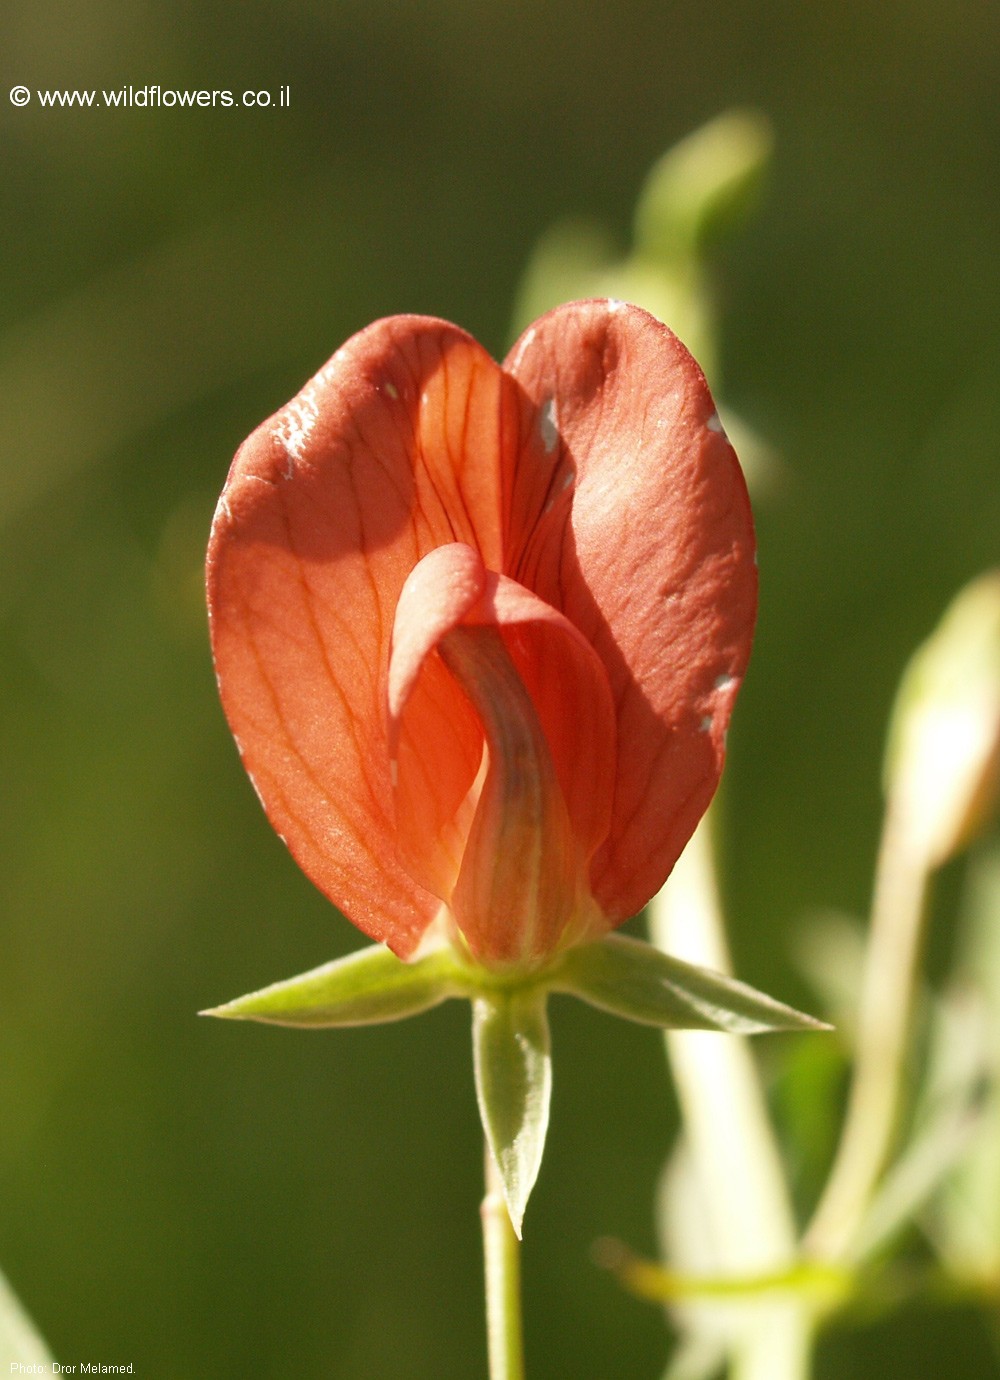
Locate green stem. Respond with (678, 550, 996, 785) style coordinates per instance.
(804, 802, 933, 1260)
(650, 815, 814, 1380)
(651, 816, 800, 1268)
(482, 1140, 526, 1380)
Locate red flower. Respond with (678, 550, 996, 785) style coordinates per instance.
(206, 300, 756, 970)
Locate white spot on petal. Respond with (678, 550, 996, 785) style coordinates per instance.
(275, 383, 320, 466)
(714, 673, 737, 692)
(699, 716, 714, 733)
(607, 298, 625, 313)
(384, 381, 399, 400)
(706, 411, 726, 436)
(509, 326, 537, 371)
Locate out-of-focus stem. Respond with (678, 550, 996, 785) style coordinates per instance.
(0, 1265, 56, 1367)
(650, 814, 811, 1380)
(652, 815, 799, 1269)
(730, 1308, 813, 1380)
(804, 804, 932, 1260)
(482, 1141, 525, 1380)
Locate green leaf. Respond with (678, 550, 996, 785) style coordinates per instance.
(552, 934, 830, 1034)
(200, 942, 465, 1028)
(473, 990, 552, 1239)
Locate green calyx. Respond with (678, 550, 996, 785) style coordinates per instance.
(202, 932, 826, 1230)
(551, 933, 830, 1034)
(201, 931, 827, 1034)
(200, 941, 468, 1027)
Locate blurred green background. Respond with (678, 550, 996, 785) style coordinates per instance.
(2, 0, 999, 1375)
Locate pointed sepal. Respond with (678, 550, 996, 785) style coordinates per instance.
(472, 990, 552, 1239)
(552, 933, 830, 1034)
(200, 942, 464, 1028)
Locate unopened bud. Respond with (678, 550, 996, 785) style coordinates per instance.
(885, 571, 1000, 864)
(633, 109, 773, 264)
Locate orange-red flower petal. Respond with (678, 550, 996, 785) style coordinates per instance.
(504, 301, 757, 923)
(207, 301, 756, 966)
(207, 318, 519, 958)
(387, 542, 615, 964)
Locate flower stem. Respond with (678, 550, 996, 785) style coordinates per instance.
(651, 816, 800, 1269)
(650, 815, 813, 1380)
(482, 1140, 526, 1380)
(804, 802, 933, 1260)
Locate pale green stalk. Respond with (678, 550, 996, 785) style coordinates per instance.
(482, 1142, 526, 1380)
(0, 1265, 55, 1367)
(804, 804, 932, 1260)
(650, 814, 813, 1380)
